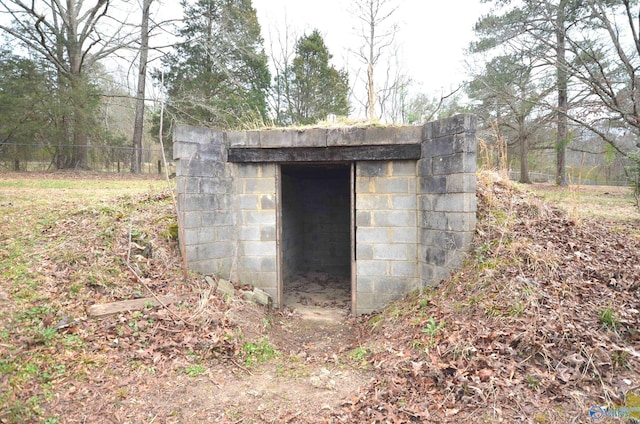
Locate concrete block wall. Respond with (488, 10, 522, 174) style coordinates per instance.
(355, 160, 419, 315)
(173, 126, 235, 277)
(281, 173, 303, 282)
(299, 175, 350, 274)
(174, 115, 477, 315)
(419, 114, 477, 285)
(233, 163, 278, 300)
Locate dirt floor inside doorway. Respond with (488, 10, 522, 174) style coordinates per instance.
(283, 272, 351, 322)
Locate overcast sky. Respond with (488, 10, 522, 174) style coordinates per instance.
(252, 0, 487, 96)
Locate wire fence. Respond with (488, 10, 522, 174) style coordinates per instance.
(508, 170, 630, 186)
(0, 143, 174, 174)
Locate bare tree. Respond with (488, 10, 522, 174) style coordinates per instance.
(350, 0, 399, 122)
(0, 0, 137, 169)
(131, 0, 152, 173)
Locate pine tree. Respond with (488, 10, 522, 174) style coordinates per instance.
(285, 30, 349, 125)
(157, 0, 271, 131)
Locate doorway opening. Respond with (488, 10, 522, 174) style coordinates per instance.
(280, 163, 353, 319)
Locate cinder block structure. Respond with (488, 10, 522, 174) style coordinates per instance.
(174, 114, 477, 315)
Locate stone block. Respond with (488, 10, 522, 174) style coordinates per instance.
(241, 210, 276, 225)
(420, 175, 447, 194)
(357, 227, 391, 243)
(235, 164, 260, 178)
(356, 194, 390, 210)
(243, 178, 275, 194)
(390, 228, 418, 243)
(419, 194, 434, 212)
(373, 210, 417, 227)
(226, 131, 246, 147)
(259, 164, 276, 177)
(327, 127, 366, 146)
(356, 211, 372, 227)
(215, 278, 235, 300)
(446, 173, 476, 194)
(424, 246, 447, 266)
(196, 143, 226, 162)
(422, 114, 476, 141)
(421, 211, 448, 230)
(432, 153, 476, 175)
(375, 177, 410, 193)
(173, 125, 225, 145)
(260, 226, 276, 241)
(373, 277, 412, 294)
(200, 178, 230, 195)
(392, 160, 417, 176)
(239, 256, 261, 272)
(238, 194, 259, 210)
(252, 288, 272, 307)
(292, 128, 328, 147)
(356, 178, 373, 193)
(241, 240, 276, 257)
(357, 260, 389, 276)
(260, 194, 276, 210)
(182, 212, 201, 228)
(261, 257, 277, 272)
(420, 263, 453, 286)
(391, 261, 417, 277)
(446, 212, 476, 232)
(201, 211, 233, 226)
(433, 193, 476, 213)
(391, 194, 417, 210)
(197, 227, 216, 244)
(260, 129, 293, 147)
(373, 244, 411, 261)
(356, 244, 373, 260)
(173, 142, 199, 161)
(418, 157, 433, 177)
(357, 162, 388, 177)
(238, 225, 260, 241)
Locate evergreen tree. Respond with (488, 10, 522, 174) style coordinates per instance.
(157, 0, 271, 133)
(471, 0, 584, 185)
(0, 49, 53, 149)
(285, 30, 349, 125)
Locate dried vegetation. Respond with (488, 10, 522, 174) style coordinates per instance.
(338, 172, 640, 423)
(1, 171, 639, 423)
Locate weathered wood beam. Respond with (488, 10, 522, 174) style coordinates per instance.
(87, 295, 184, 317)
(227, 144, 422, 163)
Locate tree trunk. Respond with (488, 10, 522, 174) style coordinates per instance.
(519, 119, 531, 184)
(556, 0, 569, 186)
(131, 0, 152, 174)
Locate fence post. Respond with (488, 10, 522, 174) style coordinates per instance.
(158, 160, 161, 175)
(14, 159, 19, 171)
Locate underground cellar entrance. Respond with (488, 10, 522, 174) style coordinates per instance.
(279, 163, 353, 319)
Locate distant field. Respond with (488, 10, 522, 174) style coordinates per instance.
(0, 172, 170, 203)
(526, 182, 638, 223)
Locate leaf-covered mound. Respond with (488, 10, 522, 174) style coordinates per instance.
(338, 172, 640, 423)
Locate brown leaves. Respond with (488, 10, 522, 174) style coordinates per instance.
(339, 174, 640, 423)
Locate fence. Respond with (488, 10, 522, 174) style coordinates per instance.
(0, 143, 175, 174)
(509, 170, 630, 186)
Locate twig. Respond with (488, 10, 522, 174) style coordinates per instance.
(225, 356, 253, 376)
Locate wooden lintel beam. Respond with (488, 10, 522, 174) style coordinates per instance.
(227, 144, 422, 163)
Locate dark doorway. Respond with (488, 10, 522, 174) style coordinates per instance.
(280, 163, 352, 318)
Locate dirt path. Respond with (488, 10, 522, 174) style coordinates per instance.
(110, 315, 373, 423)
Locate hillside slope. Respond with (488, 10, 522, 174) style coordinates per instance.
(339, 173, 640, 423)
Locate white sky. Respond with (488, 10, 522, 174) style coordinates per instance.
(252, 0, 487, 96)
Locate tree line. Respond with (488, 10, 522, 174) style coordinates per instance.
(467, 0, 640, 187)
(2, 0, 443, 172)
(1, 0, 639, 190)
